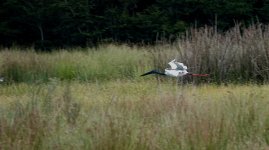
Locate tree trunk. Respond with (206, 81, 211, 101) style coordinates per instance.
(38, 25, 44, 42)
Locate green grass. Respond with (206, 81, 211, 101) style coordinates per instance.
(2, 24, 269, 84)
(1, 81, 269, 149)
(2, 25, 269, 149)
(0, 44, 152, 83)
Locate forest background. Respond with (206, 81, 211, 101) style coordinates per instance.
(1, 0, 269, 49)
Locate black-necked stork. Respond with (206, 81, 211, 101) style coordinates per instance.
(141, 59, 209, 77)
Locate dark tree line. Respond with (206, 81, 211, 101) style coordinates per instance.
(1, 0, 269, 49)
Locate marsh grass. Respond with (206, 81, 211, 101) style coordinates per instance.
(0, 44, 152, 83)
(2, 24, 269, 83)
(1, 24, 269, 149)
(1, 81, 269, 149)
(153, 24, 269, 83)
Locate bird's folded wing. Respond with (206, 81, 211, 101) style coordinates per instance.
(168, 61, 178, 69)
(175, 62, 187, 70)
(168, 61, 187, 71)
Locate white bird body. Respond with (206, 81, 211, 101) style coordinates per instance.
(141, 59, 209, 78)
(164, 69, 188, 77)
(164, 59, 188, 77)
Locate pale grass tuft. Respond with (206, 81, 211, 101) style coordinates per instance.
(1, 81, 269, 149)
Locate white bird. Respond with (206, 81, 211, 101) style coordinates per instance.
(141, 59, 209, 77)
(0, 77, 4, 82)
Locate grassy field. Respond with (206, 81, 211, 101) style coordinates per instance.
(1, 25, 269, 149)
(1, 25, 269, 83)
(1, 80, 269, 149)
(0, 45, 152, 83)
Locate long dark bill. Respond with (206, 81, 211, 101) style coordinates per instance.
(140, 70, 166, 76)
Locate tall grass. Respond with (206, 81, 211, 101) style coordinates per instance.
(1, 81, 269, 149)
(2, 24, 269, 149)
(1, 24, 269, 83)
(0, 45, 151, 83)
(153, 24, 269, 83)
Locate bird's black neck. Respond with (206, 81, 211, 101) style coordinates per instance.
(141, 70, 165, 76)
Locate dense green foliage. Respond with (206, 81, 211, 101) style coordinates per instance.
(1, 0, 269, 49)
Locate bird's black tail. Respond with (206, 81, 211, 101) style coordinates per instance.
(140, 70, 165, 76)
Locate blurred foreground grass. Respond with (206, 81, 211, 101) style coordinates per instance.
(1, 80, 269, 149)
